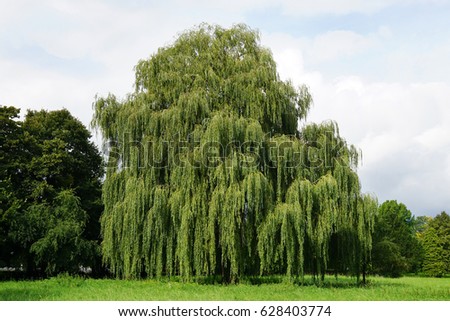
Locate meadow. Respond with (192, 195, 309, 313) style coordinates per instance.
(0, 275, 448, 301)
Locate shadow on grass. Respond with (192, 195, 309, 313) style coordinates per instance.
(243, 275, 391, 289)
(192, 274, 403, 289)
(193, 275, 284, 285)
(296, 277, 408, 289)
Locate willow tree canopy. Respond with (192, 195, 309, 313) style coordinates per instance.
(92, 23, 377, 283)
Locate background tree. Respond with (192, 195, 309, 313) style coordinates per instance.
(0, 107, 103, 276)
(421, 212, 450, 277)
(93, 23, 377, 283)
(0, 106, 24, 268)
(372, 200, 422, 277)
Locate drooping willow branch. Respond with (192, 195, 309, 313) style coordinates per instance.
(92, 23, 377, 282)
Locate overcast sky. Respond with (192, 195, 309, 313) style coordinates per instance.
(1, 0, 450, 217)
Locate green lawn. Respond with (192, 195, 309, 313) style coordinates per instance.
(0, 275, 448, 301)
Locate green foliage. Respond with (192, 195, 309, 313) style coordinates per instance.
(0, 107, 103, 276)
(372, 200, 422, 276)
(371, 240, 407, 277)
(422, 227, 446, 277)
(93, 24, 376, 282)
(0, 107, 24, 266)
(421, 212, 450, 277)
(28, 190, 98, 275)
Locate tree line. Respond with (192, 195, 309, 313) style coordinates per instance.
(1, 24, 449, 282)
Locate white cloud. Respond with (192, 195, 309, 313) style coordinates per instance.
(415, 126, 450, 151)
(264, 29, 450, 215)
(279, 0, 392, 16)
(0, 1, 36, 26)
(262, 33, 305, 79)
(263, 26, 392, 75)
(1, 58, 104, 125)
(310, 78, 450, 215)
(177, 0, 449, 16)
(310, 30, 374, 62)
(278, 0, 450, 16)
(308, 26, 395, 63)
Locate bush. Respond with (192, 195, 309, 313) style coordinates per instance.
(371, 239, 408, 277)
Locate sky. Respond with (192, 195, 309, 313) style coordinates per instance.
(1, 0, 450, 217)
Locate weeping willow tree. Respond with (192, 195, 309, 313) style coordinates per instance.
(92, 23, 377, 283)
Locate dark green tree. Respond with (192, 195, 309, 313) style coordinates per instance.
(372, 200, 422, 276)
(0, 106, 25, 268)
(92, 24, 377, 283)
(371, 239, 407, 277)
(1, 107, 104, 276)
(13, 190, 98, 275)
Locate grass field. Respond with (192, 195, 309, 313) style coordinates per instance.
(0, 275, 448, 301)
